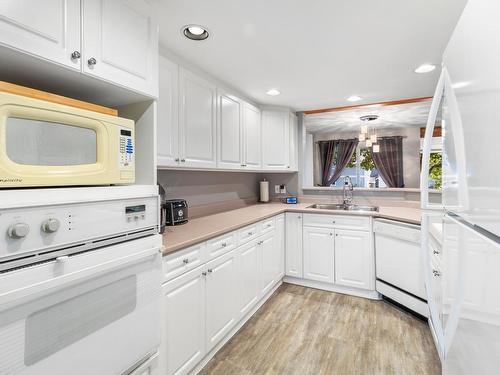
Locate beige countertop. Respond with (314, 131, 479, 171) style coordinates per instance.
(162, 202, 422, 256)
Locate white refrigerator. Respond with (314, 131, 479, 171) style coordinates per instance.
(420, 0, 500, 374)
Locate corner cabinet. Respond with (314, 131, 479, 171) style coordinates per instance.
(262, 111, 290, 170)
(0, 0, 159, 97)
(179, 67, 217, 168)
(82, 0, 159, 96)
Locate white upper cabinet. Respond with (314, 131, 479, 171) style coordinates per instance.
(158, 56, 180, 167)
(334, 229, 373, 290)
(262, 110, 290, 170)
(0, 0, 81, 70)
(179, 67, 217, 169)
(242, 103, 262, 169)
(82, 0, 159, 96)
(303, 226, 335, 283)
(289, 112, 299, 171)
(286, 213, 303, 278)
(217, 89, 243, 169)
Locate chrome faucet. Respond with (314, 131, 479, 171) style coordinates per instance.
(342, 176, 353, 206)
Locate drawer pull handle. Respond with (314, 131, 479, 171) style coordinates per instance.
(183, 259, 189, 264)
(258, 240, 263, 245)
(221, 242, 227, 248)
(202, 272, 207, 276)
(267, 224, 272, 228)
(248, 231, 253, 235)
(207, 269, 213, 273)
(433, 250, 440, 255)
(433, 270, 441, 277)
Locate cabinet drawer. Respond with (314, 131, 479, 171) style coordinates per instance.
(238, 223, 261, 245)
(163, 243, 206, 282)
(261, 217, 276, 234)
(206, 232, 237, 260)
(303, 214, 370, 230)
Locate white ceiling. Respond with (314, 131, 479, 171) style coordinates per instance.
(158, 0, 466, 111)
(305, 101, 433, 134)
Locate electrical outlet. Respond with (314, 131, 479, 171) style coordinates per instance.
(280, 184, 287, 194)
(275, 185, 280, 194)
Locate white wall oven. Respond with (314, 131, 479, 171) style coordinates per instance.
(0, 192, 162, 375)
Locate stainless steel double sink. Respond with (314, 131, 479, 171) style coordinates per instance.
(307, 203, 379, 212)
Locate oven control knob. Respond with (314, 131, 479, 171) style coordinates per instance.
(41, 218, 60, 233)
(8, 223, 30, 239)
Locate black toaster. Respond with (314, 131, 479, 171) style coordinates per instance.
(164, 199, 188, 226)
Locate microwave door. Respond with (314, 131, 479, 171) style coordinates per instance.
(0, 242, 161, 375)
(6, 117, 98, 166)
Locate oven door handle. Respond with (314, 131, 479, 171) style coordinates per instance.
(0, 246, 160, 310)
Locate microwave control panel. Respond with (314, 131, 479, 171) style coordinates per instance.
(119, 128, 134, 167)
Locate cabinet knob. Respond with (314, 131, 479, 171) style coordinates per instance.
(298, 216, 301, 219)
(183, 258, 189, 264)
(332, 221, 336, 224)
(174, 158, 180, 162)
(88, 57, 97, 66)
(248, 232, 253, 236)
(71, 51, 81, 59)
(330, 233, 333, 236)
(221, 242, 227, 248)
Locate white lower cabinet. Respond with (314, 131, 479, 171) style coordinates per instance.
(334, 229, 373, 290)
(235, 241, 261, 318)
(285, 213, 303, 277)
(162, 266, 206, 375)
(205, 250, 237, 352)
(261, 231, 279, 295)
(275, 214, 285, 279)
(303, 226, 335, 283)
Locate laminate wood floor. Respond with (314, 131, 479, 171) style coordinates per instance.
(200, 283, 441, 375)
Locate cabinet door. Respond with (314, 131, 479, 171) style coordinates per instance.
(335, 229, 373, 290)
(179, 68, 217, 168)
(205, 250, 237, 351)
(285, 213, 303, 278)
(261, 231, 280, 295)
(289, 113, 299, 171)
(242, 103, 261, 169)
(82, 0, 159, 96)
(275, 214, 285, 279)
(262, 111, 290, 170)
(0, 0, 81, 69)
(303, 226, 335, 283)
(157, 55, 180, 167)
(162, 266, 205, 375)
(217, 90, 242, 169)
(235, 241, 260, 318)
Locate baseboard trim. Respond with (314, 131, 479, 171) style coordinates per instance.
(190, 280, 283, 375)
(283, 276, 381, 300)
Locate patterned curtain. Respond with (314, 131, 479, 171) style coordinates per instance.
(370, 136, 405, 188)
(319, 139, 359, 186)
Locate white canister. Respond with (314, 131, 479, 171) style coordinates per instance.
(260, 179, 269, 202)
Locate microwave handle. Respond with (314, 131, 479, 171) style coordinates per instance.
(0, 246, 160, 310)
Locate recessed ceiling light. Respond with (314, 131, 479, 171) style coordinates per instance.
(347, 95, 362, 102)
(182, 25, 210, 41)
(266, 89, 281, 96)
(414, 64, 436, 74)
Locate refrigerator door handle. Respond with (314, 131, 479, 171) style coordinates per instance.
(420, 69, 445, 210)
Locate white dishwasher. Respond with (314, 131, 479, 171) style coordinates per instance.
(374, 218, 429, 317)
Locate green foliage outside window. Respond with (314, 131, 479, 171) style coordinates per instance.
(429, 152, 442, 189)
(346, 148, 375, 171)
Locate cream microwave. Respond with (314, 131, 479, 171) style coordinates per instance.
(0, 92, 135, 188)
